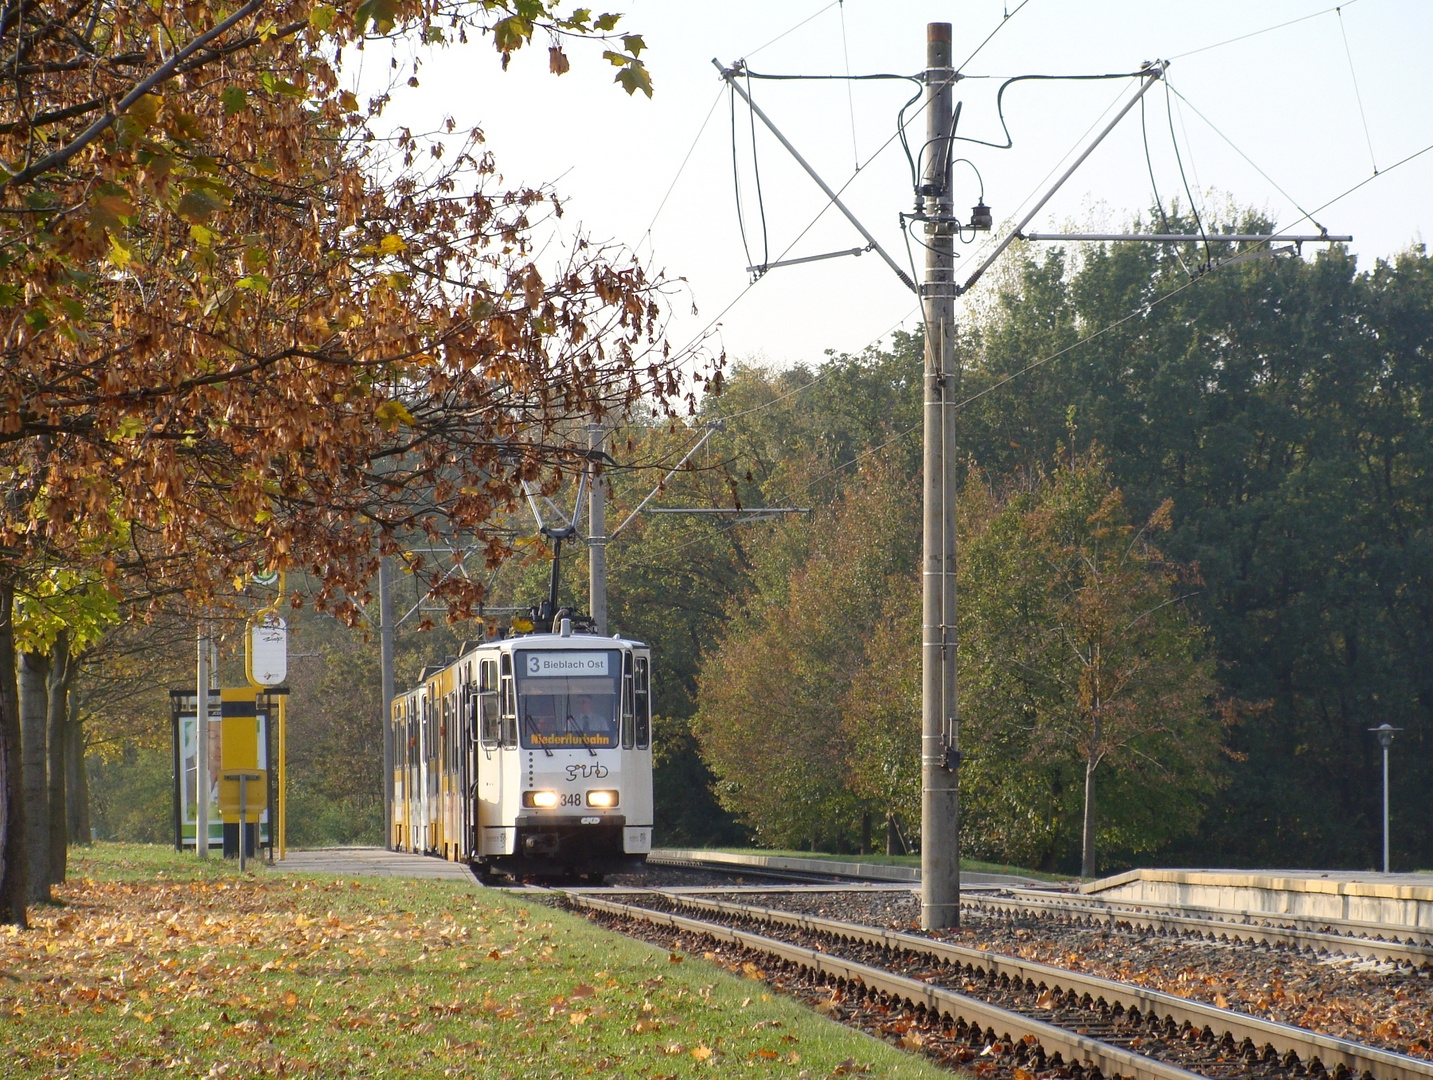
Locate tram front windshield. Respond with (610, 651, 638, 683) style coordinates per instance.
(515, 650, 621, 749)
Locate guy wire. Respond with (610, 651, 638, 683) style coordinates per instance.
(839, 0, 859, 171)
(1336, 5, 1378, 174)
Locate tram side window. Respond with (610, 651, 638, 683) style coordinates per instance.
(478, 660, 500, 747)
(499, 653, 517, 747)
(634, 656, 651, 749)
(620, 652, 635, 749)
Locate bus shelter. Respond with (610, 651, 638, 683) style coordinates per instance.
(170, 686, 288, 859)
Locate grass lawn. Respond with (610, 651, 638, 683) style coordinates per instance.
(1, 844, 951, 1079)
(699, 848, 1075, 884)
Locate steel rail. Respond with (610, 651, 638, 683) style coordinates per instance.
(567, 892, 1208, 1080)
(972, 892, 1433, 967)
(646, 892, 1433, 1080)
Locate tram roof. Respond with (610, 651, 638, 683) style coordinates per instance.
(486, 631, 648, 650)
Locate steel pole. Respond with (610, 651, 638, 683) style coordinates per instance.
(195, 620, 209, 859)
(379, 556, 396, 849)
(920, 21, 959, 931)
(588, 423, 608, 635)
(1382, 740, 1390, 874)
(277, 696, 287, 860)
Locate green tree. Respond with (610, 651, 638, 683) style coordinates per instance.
(693, 458, 918, 850)
(956, 223, 1433, 869)
(839, 577, 921, 853)
(959, 452, 1219, 876)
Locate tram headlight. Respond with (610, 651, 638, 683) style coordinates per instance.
(523, 790, 559, 808)
(586, 790, 619, 808)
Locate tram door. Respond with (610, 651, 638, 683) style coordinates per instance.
(462, 660, 481, 859)
(417, 688, 431, 852)
(406, 691, 423, 853)
(391, 697, 406, 849)
(476, 657, 501, 834)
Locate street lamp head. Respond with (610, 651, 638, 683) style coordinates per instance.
(1368, 723, 1401, 748)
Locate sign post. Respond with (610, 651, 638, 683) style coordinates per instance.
(223, 771, 264, 871)
(246, 598, 288, 859)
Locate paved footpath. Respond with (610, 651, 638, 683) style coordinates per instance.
(268, 846, 478, 882)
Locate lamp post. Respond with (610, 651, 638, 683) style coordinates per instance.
(1368, 723, 1400, 873)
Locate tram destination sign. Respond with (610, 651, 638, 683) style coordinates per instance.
(524, 652, 610, 677)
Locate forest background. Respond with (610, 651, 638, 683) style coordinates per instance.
(85, 215, 1433, 876)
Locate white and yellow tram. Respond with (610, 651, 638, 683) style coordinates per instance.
(389, 620, 653, 880)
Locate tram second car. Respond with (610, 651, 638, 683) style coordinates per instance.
(388, 623, 654, 879)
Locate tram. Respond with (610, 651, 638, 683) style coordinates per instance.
(389, 617, 654, 880)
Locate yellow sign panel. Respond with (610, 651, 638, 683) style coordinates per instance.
(219, 688, 265, 821)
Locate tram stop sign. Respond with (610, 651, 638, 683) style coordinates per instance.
(219, 770, 268, 822)
(247, 611, 288, 687)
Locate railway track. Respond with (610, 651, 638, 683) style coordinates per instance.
(967, 890, 1433, 966)
(644, 851, 1433, 968)
(562, 888, 1433, 1080)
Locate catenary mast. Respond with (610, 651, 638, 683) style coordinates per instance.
(920, 21, 960, 930)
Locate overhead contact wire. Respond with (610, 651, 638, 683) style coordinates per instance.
(730, 82, 755, 274)
(745, 66, 771, 272)
(1140, 95, 1192, 279)
(1169, 0, 1364, 61)
(1164, 78, 1210, 268)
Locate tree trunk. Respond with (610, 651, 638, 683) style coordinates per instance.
(47, 631, 70, 884)
(0, 577, 28, 927)
(1081, 751, 1098, 878)
(1082, 709, 1103, 880)
(859, 812, 871, 855)
(19, 650, 51, 903)
(66, 695, 89, 846)
(886, 811, 905, 856)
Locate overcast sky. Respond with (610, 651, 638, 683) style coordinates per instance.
(357, 1, 1433, 370)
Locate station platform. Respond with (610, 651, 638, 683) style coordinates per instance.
(648, 847, 1048, 888)
(1080, 868, 1433, 931)
(268, 846, 479, 882)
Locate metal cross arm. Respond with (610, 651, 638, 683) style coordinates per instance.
(714, 59, 918, 295)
